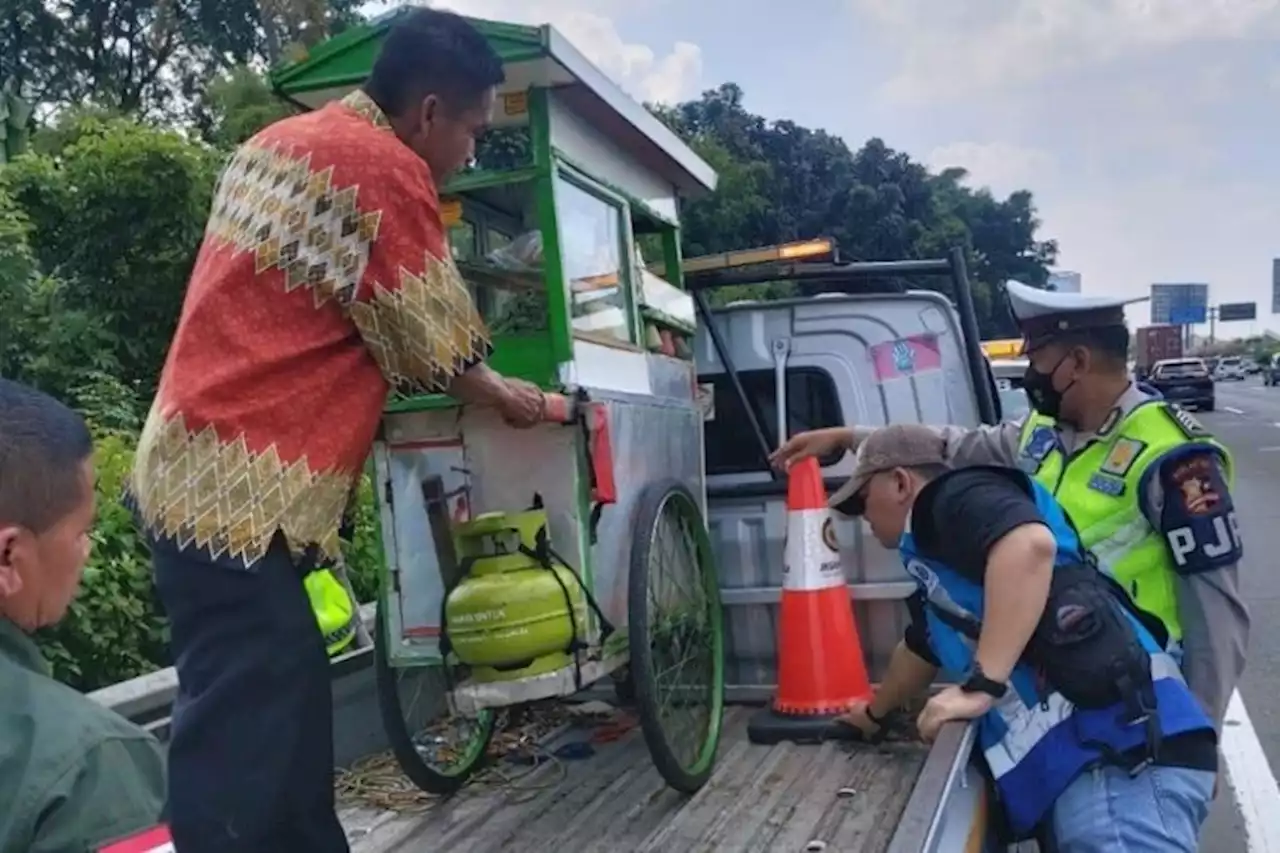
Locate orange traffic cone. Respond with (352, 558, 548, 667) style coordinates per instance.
(748, 456, 873, 744)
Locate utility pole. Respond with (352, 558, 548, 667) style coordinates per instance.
(1208, 306, 1218, 345)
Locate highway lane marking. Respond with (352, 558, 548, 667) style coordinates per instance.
(1261, 447, 1280, 453)
(1225, 406, 1245, 415)
(1222, 690, 1280, 853)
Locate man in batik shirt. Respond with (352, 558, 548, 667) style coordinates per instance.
(129, 10, 543, 852)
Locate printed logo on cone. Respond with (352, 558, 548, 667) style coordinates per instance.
(784, 509, 844, 591)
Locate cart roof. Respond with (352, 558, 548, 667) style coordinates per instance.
(269, 7, 717, 197)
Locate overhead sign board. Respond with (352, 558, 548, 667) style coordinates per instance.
(1150, 283, 1208, 325)
(1218, 302, 1257, 322)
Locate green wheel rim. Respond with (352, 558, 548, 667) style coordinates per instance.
(634, 482, 725, 784)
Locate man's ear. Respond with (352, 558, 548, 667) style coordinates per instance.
(1071, 345, 1093, 376)
(0, 527, 25, 598)
(419, 93, 440, 134)
(892, 468, 912, 499)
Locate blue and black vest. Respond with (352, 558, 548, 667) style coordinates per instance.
(898, 470, 1213, 835)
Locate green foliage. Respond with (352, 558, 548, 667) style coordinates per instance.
(2, 0, 364, 120)
(199, 66, 297, 149)
(36, 432, 168, 692)
(2, 116, 221, 395)
(654, 84, 1058, 337)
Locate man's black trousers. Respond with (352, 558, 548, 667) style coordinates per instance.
(152, 533, 350, 853)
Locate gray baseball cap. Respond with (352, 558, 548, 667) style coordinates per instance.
(829, 424, 948, 516)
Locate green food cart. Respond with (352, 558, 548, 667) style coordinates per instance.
(270, 6, 726, 797)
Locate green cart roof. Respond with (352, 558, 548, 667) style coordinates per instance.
(269, 7, 717, 197)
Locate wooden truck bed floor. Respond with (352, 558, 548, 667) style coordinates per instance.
(340, 706, 929, 853)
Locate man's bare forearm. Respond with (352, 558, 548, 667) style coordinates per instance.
(976, 525, 1055, 681)
(447, 363, 512, 406)
(870, 641, 938, 717)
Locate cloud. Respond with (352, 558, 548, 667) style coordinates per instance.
(1044, 174, 1280, 313)
(926, 142, 1058, 197)
(851, 0, 1280, 102)
(417, 0, 703, 104)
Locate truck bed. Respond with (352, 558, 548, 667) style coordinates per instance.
(340, 705, 930, 853)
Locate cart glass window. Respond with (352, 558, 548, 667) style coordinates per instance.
(449, 220, 478, 262)
(555, 175, 633, 345)
(702, 368, 845, 475)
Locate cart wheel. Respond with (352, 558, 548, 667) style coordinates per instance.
(628, 479, 725, 794)
(374, 606, 495, 794)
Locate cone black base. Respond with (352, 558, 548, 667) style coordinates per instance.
(746, 706, 864, 745)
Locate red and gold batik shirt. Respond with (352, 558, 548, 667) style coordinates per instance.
(130, 90, 490, 567)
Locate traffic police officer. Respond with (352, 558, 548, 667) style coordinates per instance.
(772, 282, 1249, 729)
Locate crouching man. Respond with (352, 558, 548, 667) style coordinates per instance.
(833, 424, 1217, 851)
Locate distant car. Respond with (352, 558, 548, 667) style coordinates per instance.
(1214, 356, 1246, 381)
(1149, 358, 1215, 411)
(989, 358, 1031, 422)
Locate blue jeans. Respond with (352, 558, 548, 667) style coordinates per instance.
(1050, 763, 1215, 852)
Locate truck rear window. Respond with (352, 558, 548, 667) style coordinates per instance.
(701, 368, 844, 475)
(1154, 362, 1208, 379)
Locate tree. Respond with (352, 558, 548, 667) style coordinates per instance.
(1, 115, 221, 394)
(653, 84, 1058, 337)
(0, 0, 363, 121)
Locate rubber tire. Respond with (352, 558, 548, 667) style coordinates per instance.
(1202, 400, 1215, 412)
(373, 606, 495, 794)
(628, 479, 725, 795)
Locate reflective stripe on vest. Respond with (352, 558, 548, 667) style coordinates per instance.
(1015, 403, 1234, 643)
(899, 468, 1214, 835)
(982, 651, 1182, 780)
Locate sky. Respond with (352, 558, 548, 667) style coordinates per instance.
(366, 0, 1280, 336)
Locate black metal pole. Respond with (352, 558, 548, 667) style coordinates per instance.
(692, 290, 780, 480)
(947, 247, 998, 425)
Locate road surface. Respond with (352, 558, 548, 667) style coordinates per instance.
(1192, 378, 1280, 852)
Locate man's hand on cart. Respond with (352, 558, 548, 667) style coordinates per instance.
(769, 427, 855, 471)
(497, 378, 547, 429)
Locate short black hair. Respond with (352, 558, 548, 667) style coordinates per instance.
(0, 379, 94, 533)
(1055, 326, 1130, 372)
(365, 8, 505, 117)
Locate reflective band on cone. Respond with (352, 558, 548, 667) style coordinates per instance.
(771, 457, 872, 716)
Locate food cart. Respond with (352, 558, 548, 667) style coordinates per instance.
(270, 7, 726, 797)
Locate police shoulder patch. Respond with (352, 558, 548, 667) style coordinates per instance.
(1162, 404, 1209, 439)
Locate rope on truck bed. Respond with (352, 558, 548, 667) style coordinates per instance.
(335, 700, 637, 813)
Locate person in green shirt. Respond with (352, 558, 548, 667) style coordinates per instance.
(0, 378, 167, 853)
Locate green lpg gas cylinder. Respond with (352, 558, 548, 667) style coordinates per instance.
(444, 510, 588, 683)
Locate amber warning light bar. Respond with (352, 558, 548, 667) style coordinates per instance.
(681, 238, 836, 275)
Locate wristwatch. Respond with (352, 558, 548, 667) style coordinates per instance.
(960, 664, 1008, 699)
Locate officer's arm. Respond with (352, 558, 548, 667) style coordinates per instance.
(851, 418, 1026, 468)
(1142, 448, 1249, 730)
(28, 736, 167, 853)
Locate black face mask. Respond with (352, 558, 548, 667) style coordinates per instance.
(1023, 354, 1076, 420)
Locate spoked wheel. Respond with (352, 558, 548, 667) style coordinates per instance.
(374, 606, 496, 794)
(628, 479, 725, 794)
